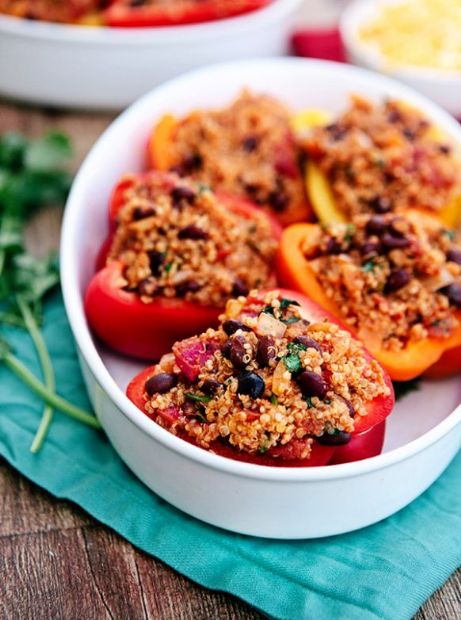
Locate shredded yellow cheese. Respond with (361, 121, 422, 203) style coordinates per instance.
(359, 0, 461, 72)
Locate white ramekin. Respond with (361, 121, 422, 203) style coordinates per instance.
(340, 0, 461, 118)
(61, 58, 461, 539)
(0, 0, 302, 110)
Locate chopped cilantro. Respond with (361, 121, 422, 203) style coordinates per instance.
(164, 262, 173, 274)
(282, 316, 300, 325)
(185, 392, 212, 403)
(259, 433, 271, 454)
(195, 412, 208, 424)
(283, 353, 301, 373)
(344, 224, 356, 243)
(262, 305, 275, 316)
(362, 260, 376, 273)
(279, 297, 300, 310)
(270, 393, 278, 405)
(443, 229, 455, 241)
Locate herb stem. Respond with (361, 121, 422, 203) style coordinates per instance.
(16, 296, 56, 453)
(1, 350, 101, 429)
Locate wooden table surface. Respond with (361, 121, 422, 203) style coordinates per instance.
(0, 99, 460, 620)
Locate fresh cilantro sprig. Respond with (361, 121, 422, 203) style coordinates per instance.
(0, 131, 100, 452)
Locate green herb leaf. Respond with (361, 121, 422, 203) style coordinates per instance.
(0, 132, 27, 169)
(279, 297, 300, 311)
(305, 396, 314, 409)
(270, 393, 278, 405)
(164, 262, 173, 274)
(25, 131, 73, 172)
(283, 353, 301, 374)
(282, 316, 300, 325)
(362, 259, 376, 273)
(185, 392, 212, 403)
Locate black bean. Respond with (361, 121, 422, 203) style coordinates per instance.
(145, 373, 177, 396)
(385, 268, 411, 294)
(317, 431, 351, 446)
(176, 281, 201, 297)
(297, 371, 328, 398)
(292, 336, 321, 352)
(232, 278, 249, 297)
(361, 240, 382, 258)
(201, 379, 221, 395)
(325, 237, 343, 255)
(137, 278, 159, 297)
(221, 340, 232, 359)
(446, 248, 461, 265)
(222, 320, 251, 336)
(381, 233, 410, 251)
(440, 283, 461, 307)
(338, 396, 356, 418)
(229, 335, 249, 369)
(256, 335, 276, 367)
(403, 128, 415, 141)
(242, 136, 258, 152)
(237, 371, 265, 399)
(147, 250, 164, 276)
(439, 144, 451, 155)
(171, 153, 202, 176)
(368, 196, 392, 213)
(269, 190, 288, 212)
(133, 206, 156, 220)
(172, 185, 196, 205)
(365, 215, 388, 236)
(178, 225, 208, 240)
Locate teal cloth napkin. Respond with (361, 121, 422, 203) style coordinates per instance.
(1, 292, 460, 620)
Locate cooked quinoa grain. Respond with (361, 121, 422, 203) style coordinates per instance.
(304, 96, 461, 218)
(107, 172, 277, 307)
(304, 212, 461, 351)
(140, 291, 390, 461)
(161, 90, 307, 221)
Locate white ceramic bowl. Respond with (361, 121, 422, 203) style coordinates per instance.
(0, 0, 301, 110)
(340, 0, 461, 118)
(61, 58, 461, 539)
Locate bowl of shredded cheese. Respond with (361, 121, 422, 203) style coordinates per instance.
(341, 0, 461, 117)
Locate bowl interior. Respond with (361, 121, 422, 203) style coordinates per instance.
(62, 58, 461, 467)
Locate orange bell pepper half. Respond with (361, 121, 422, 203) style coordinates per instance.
(277, 223, 461, 381)
(147, 114, 313, 226)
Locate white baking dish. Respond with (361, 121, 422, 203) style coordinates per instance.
(0, 0, 301, 110)
(60, 58, 461, 539)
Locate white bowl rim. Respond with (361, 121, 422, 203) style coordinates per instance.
(340, 0, 461, 81)
(61, 56, 461, 483)
(0, 0, 302, 45)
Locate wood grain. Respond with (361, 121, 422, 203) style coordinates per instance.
(0, 99, 459, 620)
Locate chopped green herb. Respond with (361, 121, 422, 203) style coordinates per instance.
(344, 224, 356, 243)
(195, 412, 208, 424)
(362, 260, 376, 273)
(259, 433, 271, 454)
(270, 393, 278, 406)
(282, 316, 300, 325)
(262, 305, 275, 316)
(443, 229, 455, 241)
(282, 341, 307, 374)
(279, 297, 300, 311)
(185, 392, 212, 403)
(305, 396, 314, 409)
(164, 262, 173, 274)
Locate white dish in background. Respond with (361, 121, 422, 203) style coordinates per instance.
(61, 58, 461, 539)
(340, 0, 461, 118)
(0, 0, 301, 111)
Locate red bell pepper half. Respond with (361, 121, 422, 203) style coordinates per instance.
(85, 174, 281, 360)
(125, 289, 394, 466)
(127, 364, 336, 467)
(104, 0, 272, 28)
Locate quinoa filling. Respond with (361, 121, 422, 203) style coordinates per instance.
(0, 0, 103, 22)
(108, 173, 277, 306)
(142, 291, 390, 460)
(303, 212, 461, 351)
(304, 96, 461, 218)
(164, 90, 306, 216)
